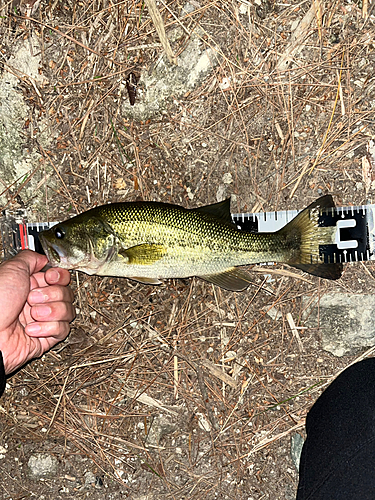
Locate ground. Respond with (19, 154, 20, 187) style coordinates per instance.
(0, 1, 375, 499)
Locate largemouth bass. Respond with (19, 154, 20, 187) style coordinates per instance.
(39, 195, 342, 291)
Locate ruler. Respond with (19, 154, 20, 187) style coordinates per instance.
(1, 204, 374, 265)
(1, 209, 58, 260)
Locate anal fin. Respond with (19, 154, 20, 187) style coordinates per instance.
(292, 263, 343, 280)
(199, 268, 251, 291)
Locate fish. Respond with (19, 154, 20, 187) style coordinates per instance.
(39, 195, 342, 291)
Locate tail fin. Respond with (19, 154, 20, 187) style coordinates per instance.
(278, 195, 342, 280)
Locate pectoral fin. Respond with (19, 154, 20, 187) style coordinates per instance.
(199, 268, 251, 291)
(119, 244, 167, 265)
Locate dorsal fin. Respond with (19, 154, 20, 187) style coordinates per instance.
(194, 198, 233, 223)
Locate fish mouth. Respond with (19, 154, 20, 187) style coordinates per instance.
(39, 235, 67, 266)
(48, 245, 63, 264)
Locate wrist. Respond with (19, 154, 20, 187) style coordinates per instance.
(0, 333, 30, 375)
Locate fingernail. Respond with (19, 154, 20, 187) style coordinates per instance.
(26, 323, 41, 334)
(48, 269, 60, 283)
(34, 305, 52, 318)
(29, 290, 46, 303)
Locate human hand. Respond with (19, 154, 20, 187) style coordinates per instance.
(0, 250, 75, 375)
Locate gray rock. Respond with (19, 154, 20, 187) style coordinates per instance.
(82, 470, 103, 489)
(290, 433, 305, 471)
(146, 415, 177, 446)
(181, 2, 197, 16)
(0, 34, 55, 209)
(304, 293, 375, 356)
(122, 30, 219, 121)
(28, 453, 58, 479)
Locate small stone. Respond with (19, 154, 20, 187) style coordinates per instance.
(291, 433, 305, 471)
(83, 471, 103, 489)
(146, 415, 177, 446)
(239, 3, 248, 14)
(196, 412, 211, 431)
(216, 184, 226, 202)
(181, 2, 196, 15)
(219, 77, 231, 90)
(28, 453, 58, 479)
(186, 186, 194, 200)
(222, 172, 233, 184)
(264, 306, 282, 321)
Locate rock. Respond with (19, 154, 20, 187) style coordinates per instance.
(28, 453, 58, 479)
(0, 34, 55, 209)
(122, 29, 219, 121)
(216, 184, 227, 202)
(83, 470, 103, 489)
(290, 433, 304, 471)
(146, 415, 177, 446)
(303, 293, 375, 356)
(222, 172, 233, 184)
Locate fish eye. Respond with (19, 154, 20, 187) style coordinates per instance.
(54, 226, 66, 239)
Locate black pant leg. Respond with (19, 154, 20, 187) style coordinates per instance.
(297, 358, 375, 500)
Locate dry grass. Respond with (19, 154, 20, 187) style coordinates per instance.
(1, 0, 375, 498)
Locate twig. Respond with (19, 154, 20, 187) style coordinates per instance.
(196, 368, 219, 431)
(200, 359, 237, 388)
(309, 50, 345, 174)
(144, 0, 177, 65)
(276, 0, 322, 71)
(286, 312, 304, 353)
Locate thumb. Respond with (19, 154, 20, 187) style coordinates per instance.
(1, 250, 49, 276)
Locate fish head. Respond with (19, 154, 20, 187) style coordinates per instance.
(39, 213, 117, 273)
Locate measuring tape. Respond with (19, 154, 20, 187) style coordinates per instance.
(232, 204, 374, 265)
(1, 204, 374, 265)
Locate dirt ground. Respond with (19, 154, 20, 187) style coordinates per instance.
(1, 1, 375, 499)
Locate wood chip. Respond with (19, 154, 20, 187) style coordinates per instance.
(200, 359, 237, 388)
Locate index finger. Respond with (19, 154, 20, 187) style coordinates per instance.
(32, 268, 72, 289)
(45, 267, 71, 286)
